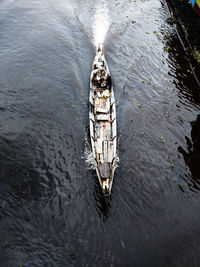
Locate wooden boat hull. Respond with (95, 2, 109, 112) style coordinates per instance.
(89, 45, 117, 195)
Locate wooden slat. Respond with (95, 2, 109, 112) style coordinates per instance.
(112, 120, 117, 139)
(100, 98, 107, 109)
(103, 122, 107, 141)
(95, 97, 109, 113)
(103, 141, 108, 161)
(91, 138, 96, 159)
(111, 103, 116, 121)
(89, 111, 94, 122)
(96, 153, 100, 161)
(113, 137, 117, 158)
(96, 138, 102, 153)
(96, 107, 108, 113)
(110, 90, 115, 105)
(105, 122, 111, 139)
(95, 97, 100, 106)
(90, 120, 94, 138)
(100, 153, 104, 163)
(89, 91, 94, 105)
(96, 114, 110, 121)
(107, 141, 113, 162)
(100, 124, 104, 140)
(106, 98, 110, 111)
(94, 124, 100, 139)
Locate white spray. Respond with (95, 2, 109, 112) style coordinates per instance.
(92, 1, 110, 48)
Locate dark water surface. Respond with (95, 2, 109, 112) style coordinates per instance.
(0, 0, 200, 266)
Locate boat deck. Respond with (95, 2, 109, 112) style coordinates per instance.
(89, 47, 116, 195)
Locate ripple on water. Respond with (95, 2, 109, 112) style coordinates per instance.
(0, 0, 200, 266)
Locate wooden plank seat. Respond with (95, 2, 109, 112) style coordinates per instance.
(96, 108, 108, 114)
(95, 97, 106, 107)
(94, 94, 111, 114)
(96, 114, 110, 121)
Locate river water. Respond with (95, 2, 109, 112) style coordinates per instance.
(0, 0, 200, 266)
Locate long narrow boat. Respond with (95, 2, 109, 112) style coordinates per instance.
(89, 44, 117, 195)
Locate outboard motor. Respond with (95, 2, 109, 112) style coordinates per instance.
(96, 43, 104, 55)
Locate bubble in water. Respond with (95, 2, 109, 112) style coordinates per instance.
(82, 136, 96, 170)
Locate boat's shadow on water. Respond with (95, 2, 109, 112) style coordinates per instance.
(178, 114, 200, 193)
(85, 124, 113, 220)
(92, 174, 111, 220)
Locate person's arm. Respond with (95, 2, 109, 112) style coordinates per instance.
(90, 69, 98, 80)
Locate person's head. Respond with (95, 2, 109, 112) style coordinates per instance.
(101, 68, 105, 76)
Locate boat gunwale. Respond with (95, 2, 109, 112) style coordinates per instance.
(89, 51, 117, 195)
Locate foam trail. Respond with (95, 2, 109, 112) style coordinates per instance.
(92, 1, 110, 48)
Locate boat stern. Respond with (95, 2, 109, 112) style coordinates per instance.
(96, 160, 116, 196)
(95, 43, 104, 55)
(102, 179, 110, 195)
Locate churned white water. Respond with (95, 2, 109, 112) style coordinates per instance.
(92, 1, 110, 47)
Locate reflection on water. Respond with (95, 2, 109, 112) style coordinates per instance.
(163, 29, 200, 104)
(178, 114, 200, 192)
(94, 180, 111, 220)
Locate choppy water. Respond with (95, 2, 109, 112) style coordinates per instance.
(0, 0, 200, 266)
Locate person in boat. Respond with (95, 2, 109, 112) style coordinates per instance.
(90, 67, 99, 86)
(101, 77, 107, 88)
(106, 75, 112, 90)
(90, 66, 106, 87)
(100, 75, 111, 89)
(97, 66, 107, 87)
(98, 57, 104, 67)
(99, 68, 111, 90)
(90, 68, 98, 81)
